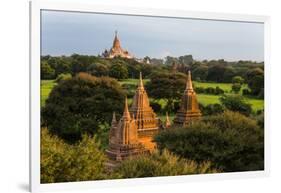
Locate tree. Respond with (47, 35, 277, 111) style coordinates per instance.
(55, 73, 72, 83)
(193, 65, 208, 81)
(41, 61, 55, 79)
(206, 64, 226, 82)
(246, 68, 264, 97)
(115, 149, 217, 178)
(219, 95, 252, 116)
(109, 63, 128, 79)
(154, 111, 264, 172)
(41, 128, 107, 183)
(87, 63, 109, 77)
(201, 103, 225, 116)
(232, 76, 244, 84)
(231, 83, 242, 94)
(42, 73, 126, 143)
(146, 72, 186, 113)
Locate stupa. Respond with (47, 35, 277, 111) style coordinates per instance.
(103, 31, 133, 59)
(106, 98, 146, 162)
(164, 112, 171, 129)
(174, 71, 201, 126)
(130, 72, 160, 151)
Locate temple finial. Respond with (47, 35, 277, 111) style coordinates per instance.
(112, 112, 117, 124)
(123, 97, 131, 119)
(186, 71, 193, 90)
(165, 112, 171, 128)
(139, 72, 144, 89)
(115, 30, 118, 37)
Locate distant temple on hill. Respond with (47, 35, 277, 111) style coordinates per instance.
(174, 71, 202, 126)
(106, 71, 201, 164)
(102, 31, 133, 59)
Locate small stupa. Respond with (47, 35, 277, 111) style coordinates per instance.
(174, 71, 201, 126)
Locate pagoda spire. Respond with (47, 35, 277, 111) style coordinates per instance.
(138, 72, 144, 89)
(186, 70, 193, 91)
(174, 71, 201, 126)
(165, 112, 171, 128)
(111, 112, 117, 125)
(123, 97, 131, 120)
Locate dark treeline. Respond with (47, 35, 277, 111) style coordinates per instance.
(41, 54, 264, 98)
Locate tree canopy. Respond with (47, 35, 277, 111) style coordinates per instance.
(154, 111, 264, 172)
(41, 128, 107, 183)
(42, 73, 126, 143)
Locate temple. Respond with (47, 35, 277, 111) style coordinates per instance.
(102, 31, 133, 59)
(174, 71, 202, 126)
(106, 98, 147, 162)
(130, 72, 160, 151)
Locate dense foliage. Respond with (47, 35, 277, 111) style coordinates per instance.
(219, 95, 252, 116)
(154, 111, 264, 172)
(41, 128, 107, 183)
(41, 54, 264, 98)
(146, 72, 186, 113)
(115, 149, 218, 178)
(42, 73, 125, 143)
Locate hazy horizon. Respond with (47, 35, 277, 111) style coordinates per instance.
(41, 10, 264, 62)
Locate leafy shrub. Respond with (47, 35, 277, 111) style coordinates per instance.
(231, 83, 242, 94)
(201, 103, 225, 116)
(150, 101, 162, 113)
(195, 86, 224, 95)
(55, 73, 72, 83)
(242, 88, 251, 96)
(115, 149, 218, 178)
(154, 111, 264, 172)
(220, 95, 252, 116)
(41, 128, 107, 183)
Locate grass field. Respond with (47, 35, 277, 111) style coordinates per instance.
(193, 81, 248, 93)
(41, 80, 56, 107)
(41, 79, 264, 112)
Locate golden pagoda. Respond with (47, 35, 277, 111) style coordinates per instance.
(106, 98, 146, 162)
(103, 31, 133, 59)
(174, 71, 201, 126)
(130, 72, 160, 151)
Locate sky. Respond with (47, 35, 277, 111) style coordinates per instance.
(41, 10, 264, 62)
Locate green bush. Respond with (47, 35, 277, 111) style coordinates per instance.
(55, 73, 72, 83)
(42, 73, 125, 143)
(154, 111, 264, 172)
(41, 128, 107, 183)
(201, 103, 225, 116)
(115, 149, 218, 178)
(150, 101, 162, 113)
(220, 95, 252, 116)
